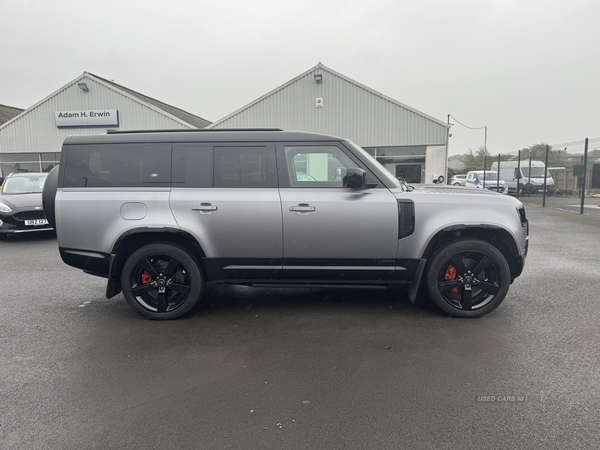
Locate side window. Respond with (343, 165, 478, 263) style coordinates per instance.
(467, 173, 473, 181)
(63, 144, 171, 187)
(172, 145, 213, 187)
(514, 168, 520, 178)
(214, 147, 268, 188)
(284, 145, 357, 187)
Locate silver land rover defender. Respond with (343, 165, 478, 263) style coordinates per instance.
(43, 129, 528, 319)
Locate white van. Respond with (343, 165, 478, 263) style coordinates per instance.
(491, 160, 554, 196)
(465, 170, 508, 194)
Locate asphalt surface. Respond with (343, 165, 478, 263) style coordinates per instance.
(1, 205, 600, 449)
(519, 194, 600, 218)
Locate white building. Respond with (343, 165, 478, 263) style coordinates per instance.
(0, 73, 210, 176)
(209, 63, 449, 183)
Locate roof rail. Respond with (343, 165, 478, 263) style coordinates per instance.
(106, 128, 284, 134)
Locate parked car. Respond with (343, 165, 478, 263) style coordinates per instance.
(0, 172, 52, 239)
(43, 129, 528, 320)
(465, 170, 508, 194)
(449, 174, 467, 186)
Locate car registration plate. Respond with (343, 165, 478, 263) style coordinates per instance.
(25, 219, 49, 226)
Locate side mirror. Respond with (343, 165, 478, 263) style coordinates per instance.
(344, 168, 367, 189)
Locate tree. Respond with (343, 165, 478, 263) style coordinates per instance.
(519, 143, 568, 166)
(463, 146, 492, 171)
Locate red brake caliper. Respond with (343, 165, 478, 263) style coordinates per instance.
(141, 272, 152, 285)
(445, 265, 459, 295)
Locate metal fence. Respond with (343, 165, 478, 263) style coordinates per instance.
(456, 138, 600, 215)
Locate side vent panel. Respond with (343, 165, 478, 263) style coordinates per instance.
(398, 200, 415, 239)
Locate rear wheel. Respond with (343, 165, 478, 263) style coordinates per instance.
(121, 243, 204, 320)
(425, 239, 510, 318)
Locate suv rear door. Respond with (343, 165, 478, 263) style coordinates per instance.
(169, 143, 283, 281)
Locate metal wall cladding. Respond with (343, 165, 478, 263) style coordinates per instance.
(211, 67, 447, 147)
(0, 76, 191, 154)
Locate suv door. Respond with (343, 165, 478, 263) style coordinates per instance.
(169, 143, 282, 281)
(276, 142, 400, 283)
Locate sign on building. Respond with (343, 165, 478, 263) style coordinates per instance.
(55, 110, 119, 128)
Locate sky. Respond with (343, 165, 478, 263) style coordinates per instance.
(1, 0, 598, 155)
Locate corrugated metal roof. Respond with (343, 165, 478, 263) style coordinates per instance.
(208, 63, 448, 147)
(0, 104, 25, 126)
(88, 73, 212, 129)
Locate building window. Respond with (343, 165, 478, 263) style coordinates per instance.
(363, 146, 426, 183)
(0, 153, 61, 176)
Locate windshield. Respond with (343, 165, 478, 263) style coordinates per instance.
(1, 175, 47, 194)
(344, 140, 401, 189)
(522, 167, 549, 178)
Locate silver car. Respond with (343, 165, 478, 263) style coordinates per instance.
(450, 174, 467, 186)
(43, 129, 528, 320)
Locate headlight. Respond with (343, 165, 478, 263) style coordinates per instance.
(0, 202, 12, 213)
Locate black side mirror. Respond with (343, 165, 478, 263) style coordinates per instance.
(344, 168, 367, 189)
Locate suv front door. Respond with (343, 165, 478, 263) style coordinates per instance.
(276, 142, 400, 283)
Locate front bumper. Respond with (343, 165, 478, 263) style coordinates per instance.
(0, 211, 53, 234)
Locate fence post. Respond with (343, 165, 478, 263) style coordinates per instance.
(497, 153, 501, 192)
(580, 138, 589, 214)
(542, 144, 549, 207)
(517, 150, 521, 199)
(483, 156, 487, 188)
(528, 157, 532, 197)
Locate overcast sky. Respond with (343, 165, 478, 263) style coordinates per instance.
(1, 0, 598, 155)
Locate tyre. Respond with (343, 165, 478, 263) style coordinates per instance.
(121, 243, 204, 320)
(425, 239, 510, 318)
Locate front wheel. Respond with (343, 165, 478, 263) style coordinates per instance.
(425, 239, 510, 318)
(121, 243, 204, 320)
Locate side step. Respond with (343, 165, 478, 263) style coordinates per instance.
(237, 283, 390, 290)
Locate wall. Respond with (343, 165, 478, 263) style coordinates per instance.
(424, 145, 447, 184)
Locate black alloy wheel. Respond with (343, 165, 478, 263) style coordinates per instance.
(121, 243, 204, 320)
(426, 239, 510, 318)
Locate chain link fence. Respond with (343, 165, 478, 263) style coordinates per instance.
(451, 137, 600, 216)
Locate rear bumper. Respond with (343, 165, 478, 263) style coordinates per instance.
(59, 247, 110, 277)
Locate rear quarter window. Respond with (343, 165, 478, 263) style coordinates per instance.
(63, 144, 171, 187)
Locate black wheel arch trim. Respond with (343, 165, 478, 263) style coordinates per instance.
(106, 227, 206, 299)
(421, 224, 523, 282)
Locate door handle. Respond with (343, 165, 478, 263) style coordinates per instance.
(290, 203, 315, 212)
(192, 203, 217, 212)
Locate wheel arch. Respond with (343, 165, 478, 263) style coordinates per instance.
(105, 228, 206, 298)
(421, 225, 522, 283)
